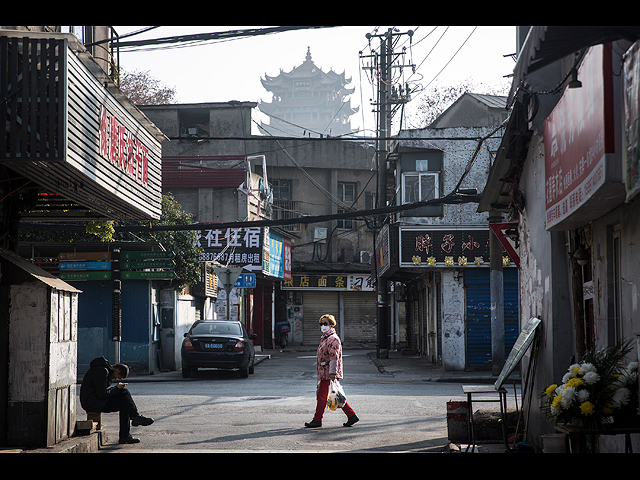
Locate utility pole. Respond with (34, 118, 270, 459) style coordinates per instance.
(362, 28, 414, 358)
(489, 212, 504, 375)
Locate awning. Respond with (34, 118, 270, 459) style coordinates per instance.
(1, 31, 167, 221)
(508, 26, 640, 104)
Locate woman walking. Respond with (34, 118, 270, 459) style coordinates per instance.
(305, 314, 359, 428)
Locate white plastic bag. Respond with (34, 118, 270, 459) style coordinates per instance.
(327, 379, 347, 411)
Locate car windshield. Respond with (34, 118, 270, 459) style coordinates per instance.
(190, 322, 242, 336)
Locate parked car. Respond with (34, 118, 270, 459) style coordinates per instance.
(181, 320, 257, 378)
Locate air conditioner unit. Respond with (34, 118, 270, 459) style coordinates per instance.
(359, 251, 371, 263)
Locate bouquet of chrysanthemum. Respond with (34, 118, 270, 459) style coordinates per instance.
(541, 338, 638, 431)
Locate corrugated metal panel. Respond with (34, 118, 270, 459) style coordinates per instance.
(162, 156, 246, 188)
(343, 291, 376, 345)
(302, 291, 339, 346)
(465, 268, 519, 367)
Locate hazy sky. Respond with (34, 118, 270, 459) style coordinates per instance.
(113, 26, 517, 135)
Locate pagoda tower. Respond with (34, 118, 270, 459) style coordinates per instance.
(258, 47, 358, 137)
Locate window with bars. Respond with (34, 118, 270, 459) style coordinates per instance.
(337, 182, 355, 229)
(272, 180, 302, 232)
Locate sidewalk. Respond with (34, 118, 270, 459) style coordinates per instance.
(366, 348, 520, 385)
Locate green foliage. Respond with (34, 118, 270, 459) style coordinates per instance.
(136, 193, 203, 286)
(86, 220, 115, 243)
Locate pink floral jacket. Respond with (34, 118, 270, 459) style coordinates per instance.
(316, 328, 343, 381)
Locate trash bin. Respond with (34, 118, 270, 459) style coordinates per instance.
(447, 401, 469, 443)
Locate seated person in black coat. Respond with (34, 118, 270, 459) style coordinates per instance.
(80, 356, 154, 444)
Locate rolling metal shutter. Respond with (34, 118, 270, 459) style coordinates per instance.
(302, 291, 339, 346)
(343, 291, 377, 345)
(465, 268, 519, 367)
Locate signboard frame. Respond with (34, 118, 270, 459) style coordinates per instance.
(399, 226, 498, 268)
(0, 31, 164, 221)
(543, 44, 622, 230)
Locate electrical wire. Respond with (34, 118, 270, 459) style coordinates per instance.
(114, 26, 337, 52)
(418, 26, 477, 95)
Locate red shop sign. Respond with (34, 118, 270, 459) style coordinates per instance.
(543, 44, 615, 229)
(99, 105, 150, 185)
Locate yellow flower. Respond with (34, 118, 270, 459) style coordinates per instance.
(580, 401, 595, 415)
(546, 384, 558, 397)
(551, 394, 563, 409)
(602, 403, 614, 415)
(565, 378, 586, 389)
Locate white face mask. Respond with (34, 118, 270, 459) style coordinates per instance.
(321, 325, 331, 333)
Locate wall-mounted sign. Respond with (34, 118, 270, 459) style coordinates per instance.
(544, 44, 624, 230)
(282, 274, 375, 291)
(197, 227, 263, 271)
(262, 227, 292, 280)
(399, 226, 512, 267)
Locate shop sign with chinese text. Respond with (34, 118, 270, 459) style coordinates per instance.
(399, 226, 512, 267)
(196, 227, 263, 270)
(544, 44, 621, 230)
(282, 274, 375, 291)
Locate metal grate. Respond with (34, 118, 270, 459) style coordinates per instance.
(1, 36, 66, 161)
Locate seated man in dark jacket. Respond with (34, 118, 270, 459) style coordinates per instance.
(80, 356, 154, 444)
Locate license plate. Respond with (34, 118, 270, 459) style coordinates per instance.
(205, 343, 223, 349)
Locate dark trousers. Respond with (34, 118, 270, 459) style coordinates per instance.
(314, 379, 356, 422)
(101, 388, 139, 439)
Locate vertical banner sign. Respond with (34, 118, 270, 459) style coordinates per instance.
(265, 229, 285, 279)
(283, 238, 292, 281)
(112, 248, 121, 342)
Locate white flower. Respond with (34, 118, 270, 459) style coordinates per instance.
(583, 371, 601, 385)
(579, 363, 596, 375)
(562, 372, 575, 383)
(561, 387, 576, 408)
(612, 387, 630, 408)
(621, 365, 638, 384)
(550, 403, 562, 416)
(577, 389, 590, 403)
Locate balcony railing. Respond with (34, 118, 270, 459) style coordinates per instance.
(272, 199, 304, 232)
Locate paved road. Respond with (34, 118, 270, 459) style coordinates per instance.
(96, 348, 496, 453)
